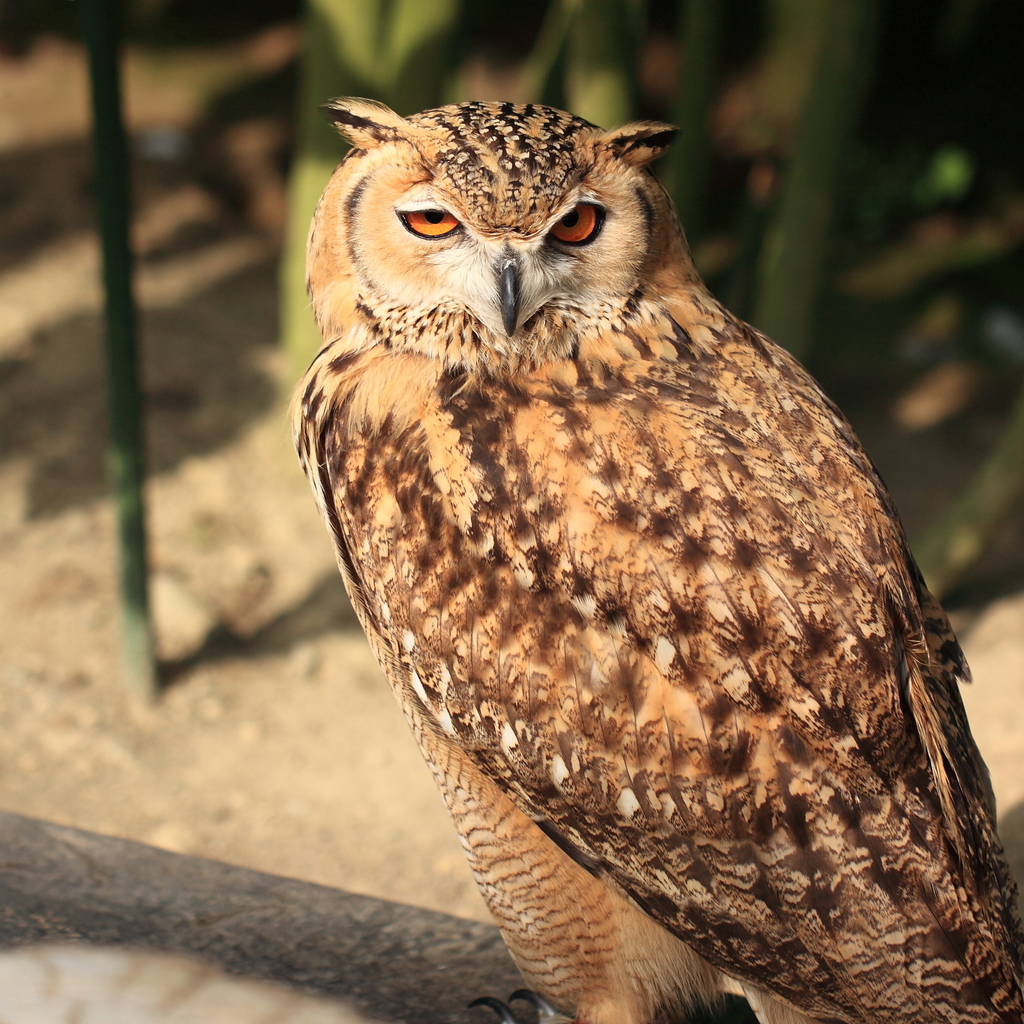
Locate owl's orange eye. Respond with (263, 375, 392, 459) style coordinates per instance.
(550, 203, 603, 245)
(401, 209, 460, 238)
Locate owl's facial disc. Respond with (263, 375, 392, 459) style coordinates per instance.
(382, 178, 645, 340)
(316, 101, 682, 358)
(391, 197, 566, 337)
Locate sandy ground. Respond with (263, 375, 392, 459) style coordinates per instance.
(0, 33, 1022, 933)
(0, 250, 488, 921)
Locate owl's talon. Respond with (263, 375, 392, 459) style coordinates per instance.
(468, 995, 523, 1023)
(509, 989, 561, 1020)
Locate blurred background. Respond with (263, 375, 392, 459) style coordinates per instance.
(0, 0, 1023, 985)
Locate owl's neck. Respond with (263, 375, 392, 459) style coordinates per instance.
(299, 277, 744, 457)
(314, 277, 730, 378)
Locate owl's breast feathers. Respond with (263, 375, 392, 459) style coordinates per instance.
(294, 299, 1024, 1022)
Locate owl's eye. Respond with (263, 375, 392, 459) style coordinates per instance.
(549, 203, 604, 245)
(401, 209, 460, 238)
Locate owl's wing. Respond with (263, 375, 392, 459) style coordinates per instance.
(298, 325, 1023, 1022)
(431, 333, 1021, 1023)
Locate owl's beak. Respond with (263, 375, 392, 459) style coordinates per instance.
(497, 255, 522, 337)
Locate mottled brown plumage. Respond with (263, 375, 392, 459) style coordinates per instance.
(293, 98, 1024, 1024)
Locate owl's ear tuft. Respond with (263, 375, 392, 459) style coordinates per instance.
(601, 121, 679, 167)
(322, 97, 410, 148)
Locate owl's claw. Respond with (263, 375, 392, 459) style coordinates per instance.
(469, 990, 565, 1023)
(509, 989, 561, 1020)
(469, 995, 522, 1023)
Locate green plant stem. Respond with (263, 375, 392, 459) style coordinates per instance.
(751, 0, 881, 358)
(521, 0, 574, 105)
(661, 0, 724, 242)
(915, 379, 1024, 598)
(564, 0, 640, 128)
(80, 0, 156, 701)
(281, 1, 354, 382)
(281, 0, 460, 380)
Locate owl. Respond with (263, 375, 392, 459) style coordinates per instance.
(292, 98, 1024, 1024)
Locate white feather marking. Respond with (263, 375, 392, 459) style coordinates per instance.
(570, 593, 598, 618)
(513, 566, 536, 590)
(500, 722, 518, 754)
(409, 669, 429, 706)
(654, 636, 677, 674)
(617, 786, 641, 818)
(659, 791, 676, 820)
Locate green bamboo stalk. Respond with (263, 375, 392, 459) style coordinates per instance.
(661, 0, 724, 242)
(281, 0, 459, 380)
(521, 0, 574, 106)
(914, 379, 1024, 598)
(80, 0, 156, 700)
(936, 0, 989, 52)
(281, 1, 357, 382)
(751, 0, 881, 358)
(564, 0, 641, 128)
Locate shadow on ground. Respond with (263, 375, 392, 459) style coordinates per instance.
(159, 570, 357, 685)
(0, 140, 101, 273)
(0, 257, 279, 519)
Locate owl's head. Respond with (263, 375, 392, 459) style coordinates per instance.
(308, 99, 691, 366)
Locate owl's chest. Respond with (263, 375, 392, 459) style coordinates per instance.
(333, 403, 517, 643)
(335, 360, 907, 690)
(331, 361, 870, 618)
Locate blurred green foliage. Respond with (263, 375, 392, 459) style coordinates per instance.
(7, 0, 1023, 595)
(913, 145, 976, 209)
(751, 0, 882, 358)
(280, 0, 461, 373)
